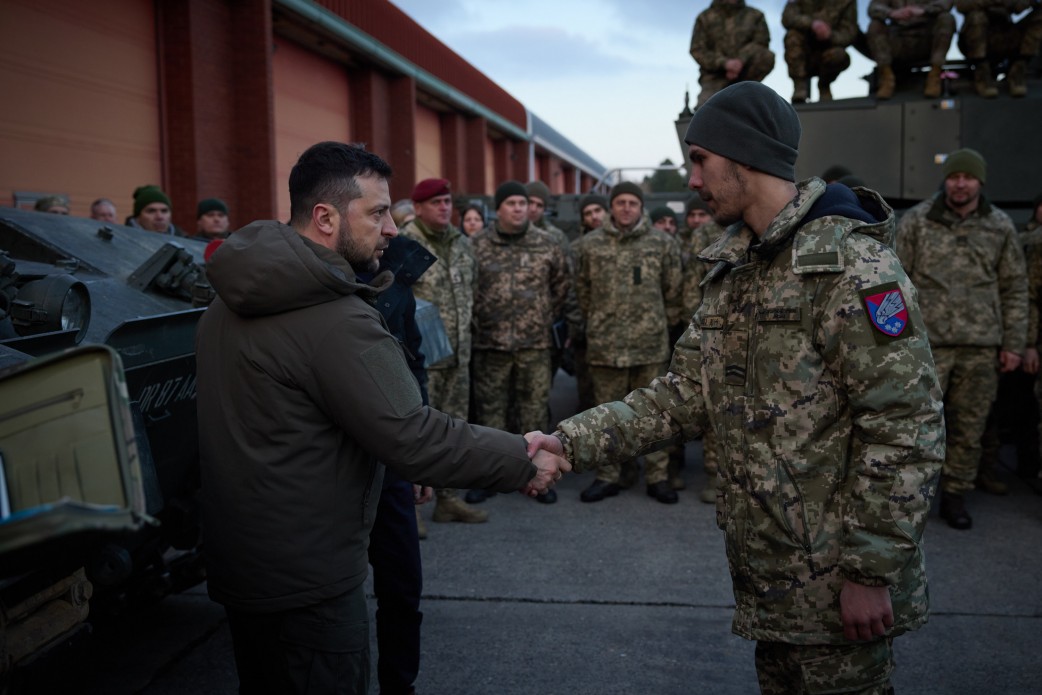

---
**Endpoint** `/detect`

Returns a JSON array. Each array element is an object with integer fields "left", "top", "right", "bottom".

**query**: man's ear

[{"left": 312, "top": 203, "right": 337, "bottom": 237}]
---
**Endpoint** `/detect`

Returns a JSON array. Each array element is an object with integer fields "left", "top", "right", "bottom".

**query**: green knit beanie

[
  {"left": 650, "top": 206, "right": 676, "bottom": 224},
  {"left": 685, "top": 82, "right": 801, "bottom": 182},
  {"left": 942, "top": 148, "right": 986, "bottom": 184},
  {"left": 133, "top": 185, "right": 172, "bottom": 217},
  {"left": 609, "top": 181, "right": 644, "bottom": 205},
  {"left": 579, "top": 193, "right": 607, "bottom": 213},
  {"left": 685, "top": 194, "right": 709, "bottom": 215},
  {"left": 525, "top": 181, "right": 551, "bottom": 204}
]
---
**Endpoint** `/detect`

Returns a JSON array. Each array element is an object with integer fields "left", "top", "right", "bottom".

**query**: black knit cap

[
  {"left": 609, "top": 181, "right": 644, "bottom": 204},
  {"left": 495, "top": 180, "right": 528, "bottom": 210},
  {"left": 684, "top": 82, "right": 801, "bottom": 182},
  {"left": 579, "top": 193, "right": 607, "bottom": 212},
  {"left": 685, "top": 194, "right": 709, "bottom": 215},
  {"left": 650, "top": 206, "right": 676, "bottom": 223}
]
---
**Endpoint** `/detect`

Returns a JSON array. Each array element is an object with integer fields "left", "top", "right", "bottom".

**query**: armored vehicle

[{"left": 0, "top": 207, "right": 213, "bottom": 684}]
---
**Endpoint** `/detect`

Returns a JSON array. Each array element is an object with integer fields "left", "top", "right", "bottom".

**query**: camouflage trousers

[
  {"left": 573, "top": 344, "right": 597, "bottom": 413},
  {"left": 958, "top": 7, "right": 1042, "bottom": 61},
  {"left": 473, "top": 348, "right": 552, "bottom": 434},
  {"left": 866, "top": 15, "right": 956, "bottom": 67},
  {"left": 589, "top": 363, "right": 670, "bottom": 485},
  {"left": 703, "top": 426, "right": 720, "bottom": 476},
  {"left": 784, "top": 31, "right": 851, "bottom": 83},
  {"left": 754, "top": 638, "right": 894, "bottom": 695},
  {"left": 696, "top": 46, "right": 776, "bottom": 107},
  {"left": 933, "top": 346, "right": 999, "bottom": 495},
  {"left": 428, "top": 364, "right": 470, "bottom": 500}
]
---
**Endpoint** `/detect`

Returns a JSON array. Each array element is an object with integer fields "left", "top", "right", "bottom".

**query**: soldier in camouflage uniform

[
  {"left": 782, "top": 0, "right": 859, "bottom": 103},
  {"left": 399, "top": 178, "right": 488, "bottom": 524},
  {"left": 690, "top": 0, "right": 776, "bottom": 107},
  {"left": 575, "top": 181, "right": 684, "bottom": 504},
  {"left": 526, "top": 82, "right": 944, "bottom": 692},
  {"left": 866, "top": 0, "right": 956, "bottom": 99},
  {"left": 896, "top": 148, "right": 1027, "bottom": 530},
  {"left": 470, "top": 181, "right": 580, "bottom": 505},
  {"left": 571, "top": 194, "right": 609, "bottom": 413},
  {"left": 956, "top": 0, "right": 1042, "bottom": 97}
]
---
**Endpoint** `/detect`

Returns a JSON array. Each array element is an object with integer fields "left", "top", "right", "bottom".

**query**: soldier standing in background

[
  {"left": 677, "top": 194, "right": 727, "bottom": 503},
  {"left": 650, "top": 206, "right": 679, "bottom": 236},
  {"left": 690, "top": 0, "right": 776, "bottom": 107},
  {"left": 527, "top": 82, "right": 944, "bottom": 692},
  {"left": 782, "top": 0, "right": 859, "bottom": 103},
  {"left": 866, "top": 0, "right": 956, "bottom": 99},
  {"left": 571, "top": 193, "right": 610, "bottom": 413},
  {"left": 896, "top": 148, "right": 1027, "bottom": 529},
  {"left": 956, "top": 0, "right": 1042, "bottom": 98},
  {"left": 399, "top": 178, "right": 488, "bottom": 524},
  {"left": 574, "top": 182, "right": 684, "bottom": 504},
  {"left": 469, "top": 181, "right": 580, "bottom": 505}
]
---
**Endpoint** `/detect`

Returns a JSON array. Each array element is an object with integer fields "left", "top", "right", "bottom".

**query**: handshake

[{"left": 520, "top": 431, "right": 572, "bottom": 497}]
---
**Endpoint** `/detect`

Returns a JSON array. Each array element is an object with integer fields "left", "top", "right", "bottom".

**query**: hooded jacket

[
  {"left": 559, "top": 180, "right": 944, "bottom": 644},
  {"left": 196, "top": 221, "right": 535, "bottom": 612}
]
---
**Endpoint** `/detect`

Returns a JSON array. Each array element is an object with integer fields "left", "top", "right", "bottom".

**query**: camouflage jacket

[
  {"left": 470, "top": 222, "right": 579, "bottom": 351},
  {"left": 690, "top": 0, "right": 772, "bottom": 71},
  {"left": 679, "top": 222, "right": 726, "bottom": 319},
  {"left": 535, "top": 215, "right": 577, "bottom": 274},
  {"left": 1019, "top": 225, "right": 1042, "bottom": 346},
  {"left": 398, "top": 219, "right": 476, "bottom": 368},
  {"left": 896, "top": 193, "right": 1027, "bottom": 353},
  {"left": 782, "top": 0, "right": 860, "bottom": 47},
  {"left": 558, "top": 179, "right": 944, "bottom": 644},
  {"left": 576, "top": 213, "right": 684, "bottom": 367},
  {"left": 868, "top": 0, "right": 954, "bottom": 28}
]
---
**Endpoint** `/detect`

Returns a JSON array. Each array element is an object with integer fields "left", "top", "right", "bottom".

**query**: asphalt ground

[{"left": 18, "top": 371, "right": 1042, "bottom": 695}]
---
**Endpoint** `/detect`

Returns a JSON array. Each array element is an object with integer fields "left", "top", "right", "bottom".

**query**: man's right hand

[
  {"left": 520, "top": 432, "right": 572, "bottom": 497},
  {"left": 724, "top": 58, "right": 744, "bottom": 81}
]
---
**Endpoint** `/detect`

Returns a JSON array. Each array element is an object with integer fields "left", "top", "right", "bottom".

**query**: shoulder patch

[{"left": 860, "top": 283, "right": 910, "bottom": 340}]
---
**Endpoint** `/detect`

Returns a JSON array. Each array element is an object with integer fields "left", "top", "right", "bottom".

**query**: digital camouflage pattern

[
  {"left": 782, "top": 0, "right": 859, "bottom": 79},
  {"left": 754, "top": 638, "right": 894, "bottom": 694},
  {"left": 956, "top": 0, "right": 1042, "bottom": 60},
  {"left": 576, "top": 213, "right": 683, "bottom": 367},
  {"left": 689, "top": 0, "right": 776, "bottom": 106},
  {"left": 472, "top": 348, "right": 553, "bottom": 433},
  {"left": 398, "top": 219, "right": 476, "bottom": 370},
  {"left": 896, "top": 193, "right": 1028, "bottom": 353},
  {"left": 557, "top": 179, "right": 945, "bottom": 644},
  {"left": 679, "top": 221, "right": 726, "bottom": 320},
  {"left": 867, "top": 0, "right": 955, "bottom": 67},
  {"left": 470, "top": 222, "right": 579, "bottom": 351}
]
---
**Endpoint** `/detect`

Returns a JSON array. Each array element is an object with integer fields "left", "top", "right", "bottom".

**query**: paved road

[{"left": 14, "top": 373, "right": 1042, "bottom": 694}]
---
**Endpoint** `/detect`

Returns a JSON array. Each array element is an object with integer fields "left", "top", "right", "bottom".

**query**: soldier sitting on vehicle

[
  {"left": 866, "top": 0, "right": 956, "bottom": 99},
  {"left": 782, "top": 0, "right": 860, "bottom": 103},
  {"left": 689, "top": 0, "right": 776, "bottom": 107},
  {"left": 956, "top": 0, "right": 1042, "bottom": 98}
]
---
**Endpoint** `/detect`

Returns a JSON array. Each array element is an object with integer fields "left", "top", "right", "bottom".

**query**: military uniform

[
  {"left": 896, "top": 192, "right": 1027, "bottom": 496},
  {"left": 576, "top": 212, "right": 683, "bottom": 487},
  {"left": 689, "top": 0, "right": 776, "bottom": 107},
  {"left": 957, "top": 0, "right": 1042, "bottom": 96},
  {"left": 557, "top": 179, "right": 943, "bottom": 682},
  {"left": 470, "top": 221, "right": 577, "bottom": 434},
  {"left": 399, "top": 218, "right": 480, "bottom": 516},
  {"left": 866, "top": 0, "right": 955, "bottom": 98},
  {"left": 782, "top": 0, "right": 859, "bottom": 100}
]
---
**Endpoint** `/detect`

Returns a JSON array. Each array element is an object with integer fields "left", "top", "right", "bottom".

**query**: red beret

[{"left": 411, "top": 178, "right": 451, "bottom": 203}]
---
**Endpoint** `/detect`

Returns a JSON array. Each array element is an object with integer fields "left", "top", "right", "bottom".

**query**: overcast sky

[{"left": 389, "top": 0, "right": 885, "bottom": 178}]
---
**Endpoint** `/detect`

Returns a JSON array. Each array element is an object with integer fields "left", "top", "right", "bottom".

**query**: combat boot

[
  {"left": 923, "top": 65, "right": 943, "bottom": 99},
  {"left": 876, "top": 66, "right": 896, "bottom": 100},
  {"left": 791, "top": 78, "right": 809, "bottom": 104},
  {"left": 432, "top": 494, "right": 489, "bottom": 523},
  {"left": 1008, "top": 59, "right": 1028, "bottom": 98},
  {"left": 939, "top": 491, "right": 972, "bottom": 530},
  {"left": 415, "top": 508, "right": 428, "bottom": 540},
  {"left": 974, "top": 62, "right": 998, "bottom": 98},
  {"left": 818, "top": 80, "right": 833, "bottom": 102}
]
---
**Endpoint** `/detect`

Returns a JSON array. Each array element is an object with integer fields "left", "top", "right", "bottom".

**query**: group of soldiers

[{"left": 690, "top": 0, "right": 1042, "bottom": 104}]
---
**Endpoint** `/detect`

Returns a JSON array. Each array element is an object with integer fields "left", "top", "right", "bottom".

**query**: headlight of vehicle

[{"left": 10, "top": 274, "right": 91, "bottom": 343}]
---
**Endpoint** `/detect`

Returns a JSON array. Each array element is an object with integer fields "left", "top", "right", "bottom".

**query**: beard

[
  {"left": 335, "top": 217, "right": 379, "bottom": 273},
  {"left": 705, "top": 161, "right": 747, "bottom": 227}
]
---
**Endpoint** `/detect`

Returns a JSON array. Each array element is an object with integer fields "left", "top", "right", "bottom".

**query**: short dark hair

[{"left": 288, "top": 142, "right": 392, "bottom": 227}]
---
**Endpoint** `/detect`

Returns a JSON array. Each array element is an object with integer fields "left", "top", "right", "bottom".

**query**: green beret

[
  {"left": 197, "top": 198, "right": 229, "bottom": 218},
  {"left": 133, "top": 185, "right": 172, "bottom": 217},
  {"left": 942, "top": 148, "right": 986, "bottom": 184}
]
